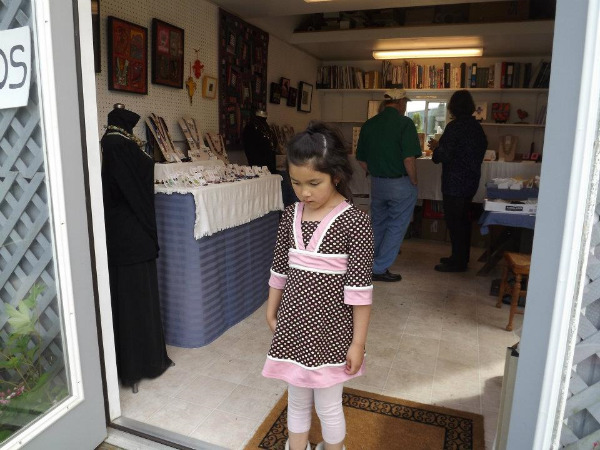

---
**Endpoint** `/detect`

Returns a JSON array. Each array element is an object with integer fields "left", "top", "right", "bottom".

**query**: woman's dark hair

[
  {"left": 448, "top": 89, "right": 476, "bottom": 118},
  {"left": 286, "top": 121, "right": 353, "bottom": 200}
]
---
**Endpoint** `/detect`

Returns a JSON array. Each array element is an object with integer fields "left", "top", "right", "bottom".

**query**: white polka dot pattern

[{"left": 268, "top": 203, "right": 374, "bottom": 369}]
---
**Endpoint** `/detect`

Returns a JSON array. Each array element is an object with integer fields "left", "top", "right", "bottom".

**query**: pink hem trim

[
  {"left": 344, "top": 287, "right": 373, "bottom": 305},
  {"left": 269, "top": 272, "right": 287, "bottom": 289},
  {"left": 262, "top": 358, "right": 365, "bottom": 389}
]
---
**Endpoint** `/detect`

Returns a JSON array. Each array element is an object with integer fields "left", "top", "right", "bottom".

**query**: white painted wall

[
  {"left": 95, "top": 1, "right": 320, "bottom": 157},
  {"left": 95, "top": 0, "right": 220, "bottom": 145},
  {"left": 266, "top": 34, "right": 321, "bottom": 134}
]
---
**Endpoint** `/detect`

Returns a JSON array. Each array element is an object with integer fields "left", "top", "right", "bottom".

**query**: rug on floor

[{"left": 245, "top": 387, "right": 484, "bottom": 450}]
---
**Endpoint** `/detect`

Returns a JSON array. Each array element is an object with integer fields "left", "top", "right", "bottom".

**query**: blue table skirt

[
  {"left": 155, "top": 193, "right": 279, "bottom": 347},
  {"left": 479, "top": 211, "right": 536, "bottom": 235}
]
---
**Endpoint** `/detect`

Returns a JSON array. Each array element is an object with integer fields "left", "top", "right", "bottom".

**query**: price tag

[{"left": 0, "top": 26, "right": 31, "bottom": 110}]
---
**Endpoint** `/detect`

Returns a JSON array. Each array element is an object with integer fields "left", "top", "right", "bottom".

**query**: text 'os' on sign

[{"left": 0, "top": 26, "right": 31, "bottom": 110}]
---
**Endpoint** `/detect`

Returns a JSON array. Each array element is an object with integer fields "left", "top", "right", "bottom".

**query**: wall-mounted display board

[{"left": 218, "top": 9, "right": 268, "bottom": 146}]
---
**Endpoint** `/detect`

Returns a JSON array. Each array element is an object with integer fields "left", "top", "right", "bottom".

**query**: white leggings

[{"left": 287, "top": 383, "right": 346, "bottom": 445}]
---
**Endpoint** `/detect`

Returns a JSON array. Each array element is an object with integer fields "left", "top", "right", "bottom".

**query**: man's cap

[
  {"left": 256, "top": 110, "right": 268, "bottom": 118},
  {"left": 384, "top": 89, "right": 410, "bottom": 101}
]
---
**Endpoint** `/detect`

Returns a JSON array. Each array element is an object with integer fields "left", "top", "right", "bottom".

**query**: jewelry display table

[
  {"left": 154, "top": 159, "right": 225, "bottom": 183},
  {"left": 154, "top": 176, "right": 283, "bottom": 347},
  {"left": 416, "top": 159, "right": 542, "bottom": 203},
  {"left": 347, "top": 157, "right": 541, "bottom": 203}
]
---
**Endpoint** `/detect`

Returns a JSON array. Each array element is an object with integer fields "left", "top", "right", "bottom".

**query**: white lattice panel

[
  {"left": 95, "top": 0, "right": 219, "bottom": 147},
  {"left": 562, "top": 170, "right": 600, "bottom": 447},
  {"left": 0, "top": 0, "right": 64, "bottom": 384}
]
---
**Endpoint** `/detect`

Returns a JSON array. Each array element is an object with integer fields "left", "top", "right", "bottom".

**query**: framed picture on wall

[
  {"left": 202, "top": 76, "right": 217, "bottom": 99},
  {"left": 92, "top": 0, "right": 100, "bottom": 73},
  {"left": 107, "top": 16, "right": 148, "bottom": 94},
  {"left": 151, "top": 19, "right": 184, "bottom": 88},
  {"left": 280, "top": 77, "right": 290, "bottom": 99},
  {"left": 287, "top": 87, "right": 297, "bottom": 107},
  {"left": 298, "top": 81, "right": 313, "bottom": 113},
  {"left": 270, "top": 82, "right": 281, "bottom": 104}
]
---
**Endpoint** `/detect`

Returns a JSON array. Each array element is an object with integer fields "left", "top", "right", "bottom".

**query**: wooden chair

[{"left": 496, "top": 252, "right": 531, "bottom": 331}]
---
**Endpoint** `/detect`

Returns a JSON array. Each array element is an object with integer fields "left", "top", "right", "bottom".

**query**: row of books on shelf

[{"left": 316, "top": 60, "right": 551, "bottom": 90}]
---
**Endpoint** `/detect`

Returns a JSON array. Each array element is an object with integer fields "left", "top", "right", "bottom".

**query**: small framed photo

[
  {"left": 202, "top": 76, "right": 217, "bottom": 99},
  {"left": 151, "top": 18, "right": 184, "bottom": 88},
  {"left": 270, "top": 82, "right": 281, "bottom": 104},
  {"left": 473, "top": 102, "right": 487, "bottom": 121},
  {"left": 107, "top": 16, "right": 148, "bottom": 94},
  {"left": 287, "top": 87, "right": 297, "bottom": 107},
  {"left": 280, "top": 77, "right": 290, "bottom": 99},
  {"left": 298, "top": 81, "right": 313, "bottom": 113}
]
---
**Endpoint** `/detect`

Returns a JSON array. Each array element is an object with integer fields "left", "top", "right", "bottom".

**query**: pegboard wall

[
  {"left": 266, "top": 35, "right": 321, "bottom": 135},
  {"left": 95, "top": 0, "right": 220, "bottom": 146}
]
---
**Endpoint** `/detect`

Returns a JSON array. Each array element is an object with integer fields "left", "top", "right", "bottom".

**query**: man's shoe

[
  {"left": 372, "top": 270, "right": 402, "bottom": 282},
  {"left": 434, "top": 263, "right": 467, "bottom": 273},
  {"left": 439, "top": 256, "right": 452, "bottom": 264}
]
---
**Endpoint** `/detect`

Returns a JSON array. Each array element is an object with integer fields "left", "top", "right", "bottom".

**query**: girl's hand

[
  {"left": 345, "top": 343, "right": 365, "bottom": 375},
  {"left": 267, "top": 314, "right": 277, "bottom": 333}
]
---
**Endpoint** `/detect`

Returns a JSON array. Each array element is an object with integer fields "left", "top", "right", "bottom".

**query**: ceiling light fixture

[{"left": 372, "top": 48, "right": 483, "bottom": 60}]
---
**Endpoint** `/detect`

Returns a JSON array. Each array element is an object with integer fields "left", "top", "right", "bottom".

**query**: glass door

[{"left": 0, "top": 0, "right": 106, "bottom": 448}]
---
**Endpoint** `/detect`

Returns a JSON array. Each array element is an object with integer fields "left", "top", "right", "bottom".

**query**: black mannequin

[
  {"left": 101, "top": 105, "right": 172, "bottom": 393},
  {"left": 242, "top": 110, "right": 277, "bottom": 173}
]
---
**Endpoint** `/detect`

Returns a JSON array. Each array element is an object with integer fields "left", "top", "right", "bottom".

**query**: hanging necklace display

[
  {"left": 105, "top": 125, "right": 152, "bottom": 159},
  {"left": 186, "top": 63, "right": 197, "bottom": 105},
  {"left": 205, "top": 132, "right": 228, "bottom": 164}
]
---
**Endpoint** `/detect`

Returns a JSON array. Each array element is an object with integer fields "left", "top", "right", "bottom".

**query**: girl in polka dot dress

[{"left": 263, "top": 122, "right": 374, "bottom": 450}]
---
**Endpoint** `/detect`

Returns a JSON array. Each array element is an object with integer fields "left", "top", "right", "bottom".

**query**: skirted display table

[{"left": 154, "top": 175, "right": 283, "bottom": 347}]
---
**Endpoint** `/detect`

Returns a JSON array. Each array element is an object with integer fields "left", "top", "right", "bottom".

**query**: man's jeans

[{"left": 370, "top": 176, "right": 418, "bottom": 274}]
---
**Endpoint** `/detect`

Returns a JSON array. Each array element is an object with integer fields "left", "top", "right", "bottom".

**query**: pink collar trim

[{"left": 293, "top": 200, "right": 350, "bottom": 252}]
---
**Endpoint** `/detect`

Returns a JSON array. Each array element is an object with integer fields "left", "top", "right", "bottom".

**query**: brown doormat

[{"left": 245, "top": 387, "right": 484, "bottom": 450}]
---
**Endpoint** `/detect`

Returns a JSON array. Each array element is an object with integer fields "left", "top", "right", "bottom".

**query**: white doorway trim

[{"left": 507, "top": 0, "right": 600, "bottom": 448}]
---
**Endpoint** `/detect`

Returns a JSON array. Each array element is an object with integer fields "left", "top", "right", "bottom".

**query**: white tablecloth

[
  {"left": 154, "top": 159, "right": 225, "bottom": 182},
  {"left": 155, "top": 174, "right": 283, "bottom": 238},
  {"left": 348, "top": 156, "right": 541, "bottom": 203},
  {"left": 417, "top": 159, "right": 542, "bottom": 202}
]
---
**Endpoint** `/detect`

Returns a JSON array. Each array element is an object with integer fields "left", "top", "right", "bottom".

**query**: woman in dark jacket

[{"left": 429, "top": 90, "right": 488, "bottom": 272}]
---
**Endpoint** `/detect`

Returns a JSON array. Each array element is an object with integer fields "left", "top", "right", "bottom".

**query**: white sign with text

[{"left": 0, "top": 26, "right": 31, "bottom": 110}]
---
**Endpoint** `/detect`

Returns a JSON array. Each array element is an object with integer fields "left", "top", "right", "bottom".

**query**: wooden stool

[{"left": 496, "top": 252, "right": 531, "bottom": 331}]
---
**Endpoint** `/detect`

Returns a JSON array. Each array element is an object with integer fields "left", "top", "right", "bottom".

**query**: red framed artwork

[
  {"left": 107, "top": 16, "right": 148, "bottom": 94},
  {"left": 151, "top": 19, "right": 184, "bottom": 88}
]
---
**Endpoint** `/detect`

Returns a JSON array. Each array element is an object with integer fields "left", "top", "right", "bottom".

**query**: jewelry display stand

[
  {"left": 205, "top": 132, "right": 229, "bottom": 164},
  {"left": 179, "top": 117, "right": 213, "bottom": 161},
  {"left": 146, "top": 113, "right": 185, "bottom": 163},
  {"left": 499, "top": 135, "right": 518, "bottom": 162}
]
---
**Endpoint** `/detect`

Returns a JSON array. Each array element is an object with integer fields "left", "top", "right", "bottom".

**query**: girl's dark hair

[
  {"left": 286, "top": 121, "right": 353, "bottom": 200},
  {"left": 448, "top": 89, "right": 476, "bottom": 118}
]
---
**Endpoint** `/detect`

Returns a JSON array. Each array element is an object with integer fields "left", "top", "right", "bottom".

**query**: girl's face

[{"left": 289, "top": 162, "right": 339, "bottom": 212}]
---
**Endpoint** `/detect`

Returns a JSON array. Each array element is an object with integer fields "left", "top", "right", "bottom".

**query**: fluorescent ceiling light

[{"left": 373, "top": 48, "right": 483, "bottom": 59}]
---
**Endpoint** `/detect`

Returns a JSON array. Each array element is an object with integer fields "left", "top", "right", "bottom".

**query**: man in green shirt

[{"left": 356, "top": 89, "right": 422, "bottom": 282}]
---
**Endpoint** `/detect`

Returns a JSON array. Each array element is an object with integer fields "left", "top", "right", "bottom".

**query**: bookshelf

[{"left": 320, "top": 87, "right": 548, "bottom": 155}]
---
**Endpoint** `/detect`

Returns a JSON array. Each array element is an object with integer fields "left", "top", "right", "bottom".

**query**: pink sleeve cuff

[
  {"left": 343, "top": 286, "right": 373, "bottom": 305},
  {"left": 269, "top": 270, "right": 287, "bottom": 290}
]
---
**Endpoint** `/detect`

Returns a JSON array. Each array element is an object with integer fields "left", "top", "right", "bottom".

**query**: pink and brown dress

[{"left": 262, "top": 200, "right": 374, "bottom": 388}]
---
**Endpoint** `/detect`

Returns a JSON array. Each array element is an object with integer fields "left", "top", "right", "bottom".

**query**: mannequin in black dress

[
  {"left": 242, "top": 109, "right": 277, "bottom": 173},
  {"left": 243, "top": 110, "right": 297, "bottom": 206},
  {"left": 101, "top": 104, "right": 172, "bottom": 392}
]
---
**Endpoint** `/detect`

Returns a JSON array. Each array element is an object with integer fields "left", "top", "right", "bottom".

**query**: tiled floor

[{"left": 119, "top": 238, "right": 523, "bottom": 449}]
